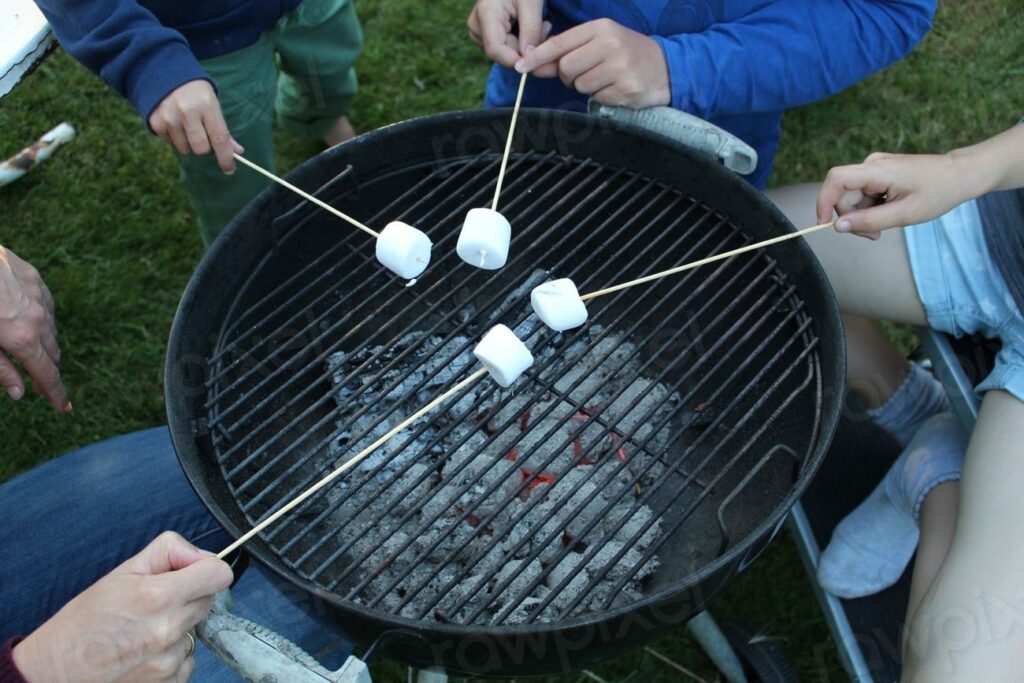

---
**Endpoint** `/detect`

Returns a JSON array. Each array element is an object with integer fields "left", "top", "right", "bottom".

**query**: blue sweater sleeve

[
  {"left": 34, "top": 1, "right": 211, "bottom": 125},
  {"left": 651, "top": 0, "right": 935, "bottom": 118}
]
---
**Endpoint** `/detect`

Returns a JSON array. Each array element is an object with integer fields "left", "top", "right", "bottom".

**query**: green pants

[{"left": 176, "top": 0, "right": 363, "bottom": 245}]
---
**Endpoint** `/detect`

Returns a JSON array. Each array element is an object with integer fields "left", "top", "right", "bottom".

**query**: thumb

[
  {"left": 835, "top": 200, "right": 910, "bottom": 235},
  {"left": 0, "top": 353, "right": 26, "bottom": 401},
  {"left": 172, "top": 557, "right": 235, "bottom": 602},
  {"left": 123, "top": 531, "right": 208, "bottom": 576}
]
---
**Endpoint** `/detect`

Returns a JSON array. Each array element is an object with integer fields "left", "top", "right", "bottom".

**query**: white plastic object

[
  {"left": 375, "top": 221, "right": 432, "bottom": 279},
  {"left": 530, "top": 278, "right": 588, "bottom": 331},
  {"left": 473, "top": 324, "right": 534, "bottom": 387},
  {"left": 457, "top": 208, "right": 511, "bottom": 270}
]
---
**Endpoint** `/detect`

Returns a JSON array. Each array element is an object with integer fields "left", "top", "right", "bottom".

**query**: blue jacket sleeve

[
  {"left": 34, "top": 1, "right": 211, "bottom": 125},
  {"left": 651, "top": 0, "right": 935, "bottom": 118}
]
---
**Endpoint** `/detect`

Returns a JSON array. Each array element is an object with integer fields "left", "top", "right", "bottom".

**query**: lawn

[{"left": 1, "top": 1, "right": 1022, "bottom": 680}]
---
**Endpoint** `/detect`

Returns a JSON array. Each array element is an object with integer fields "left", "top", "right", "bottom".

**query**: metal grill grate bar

[
  {"left": 313, "top": 222, "right": 753, "bottom": 596},
  {"left": 203, "top": 150, "right": 825, "bottom": 628},
  {"left": 211, "top": 154, "right": 604, "bottom": 475}
]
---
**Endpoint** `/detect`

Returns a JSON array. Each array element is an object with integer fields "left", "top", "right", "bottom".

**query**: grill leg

[{"left": 687, "top": 610, "right": 749, "bottom": 683}]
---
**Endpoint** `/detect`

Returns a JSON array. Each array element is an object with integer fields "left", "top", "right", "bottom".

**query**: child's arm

[
  {"left": 816, "top": 125, "right": 1024, "bottom": 237},
  {"left": 518, "top": 0, "right": 935, "bottom": 115},
  {"left": 35, "top": 0, "right": 240, "bottom": 173}
]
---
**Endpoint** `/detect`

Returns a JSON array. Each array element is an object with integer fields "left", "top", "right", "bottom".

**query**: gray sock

[
  {"left": 817, "top": 413, "right": 967, "bottom": 599},
  {"left": 867, "top": 362, "right": 950, "bottom": 448}
]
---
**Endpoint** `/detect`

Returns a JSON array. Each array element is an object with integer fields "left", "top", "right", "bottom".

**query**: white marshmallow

[
  {"left": 457, "top": 208, "right": 511, "bottom": 270},
  {"left": 473, "top": 324, "right": 534, "bottom": 387},
  {"left": 531, "top": 278, "right": 589, "bottom": 331},
  {"left": 375, "top": 221, "right": 432, "bottom": 279}
]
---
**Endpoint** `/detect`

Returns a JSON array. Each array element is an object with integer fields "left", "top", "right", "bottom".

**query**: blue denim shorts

[{"left": 905, "top": 199, "right": 1024, "bottom": 402}]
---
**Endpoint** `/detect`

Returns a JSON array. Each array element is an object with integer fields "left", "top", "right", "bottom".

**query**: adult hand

[
  {"left": 0, "top": 245, "right": 69, "bottom": 412},
  {"left": 148, "top": 80, "right": 244, "bottom": 174},
  {"left": 817, "top": 152, "right": 973, "bottom": 239},
  {"left": 12, "top": 532, "right": 233, "bottom": 683},
  {"left": 515, "top": 19, "right": 671, "bottom": 109},
  {"left": 467, "top": 0, "right": 550, "bottom": 70}
]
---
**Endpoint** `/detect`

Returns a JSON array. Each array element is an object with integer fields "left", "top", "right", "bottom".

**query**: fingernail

[
  {"left": 514, "top": 59, "right": 527, "bottom": 73},
  {"left": 225, "top": 169, "right": 235, "bottom": 176},
  {"left": 7, "top": 386, "right": 23, "bottom": 400},
  {"left": 525, "top": 45, "right": 535, "bottom": 53},
  {"left": 65, "top": 401, "right": 74, "bottom": 414},
  {"left": 836, "top": 219, "right": 852, "bottom": 233}
]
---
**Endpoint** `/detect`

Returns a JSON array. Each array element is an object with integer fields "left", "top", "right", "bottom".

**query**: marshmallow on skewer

[
  {"left": 531, "top": 278, "right": 588, "bottom": 332},
  {"left": 457, "top": 208, "right": 511, "bottom": 270},
  {"left": 375, "top": 221, "right": 432, "bottom": 279},
  {"left": 473, "top": 324, "right": 534, "bottom": 387}
]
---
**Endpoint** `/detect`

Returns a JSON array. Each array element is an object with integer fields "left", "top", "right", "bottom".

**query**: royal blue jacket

[
  {"left": 35, "top": 1, "right": 301, "bottom": 124},
  {"left": 485, "top": 0, "right": 936, "bottom": 187}
]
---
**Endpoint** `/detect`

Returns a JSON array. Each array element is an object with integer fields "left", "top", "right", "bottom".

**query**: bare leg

[
  {"left": 903, "top": 391, "right": 1024, "bottom": 681},
  {"left": 766, "top": 183, "right": 928, "bottom": 325},
  {"left": 905, "top": 480, "right": 959, "bottom": 653}
]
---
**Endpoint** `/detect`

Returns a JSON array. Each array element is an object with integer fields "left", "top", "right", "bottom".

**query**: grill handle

[
  {"left": 198, "top": 590, "right": 372, "bottom": 683},
  {"left": 587, "top": 100, "right": 758, "bottom": 176}
]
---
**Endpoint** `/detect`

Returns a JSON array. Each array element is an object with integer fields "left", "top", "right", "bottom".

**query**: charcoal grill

[{"left": 167, "top": 109, "right": 845, "bottom": 677}]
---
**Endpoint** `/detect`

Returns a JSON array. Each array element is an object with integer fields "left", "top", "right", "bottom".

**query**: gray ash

[{"left": 320, "top": 308, "right": 679, "bottom": 625}]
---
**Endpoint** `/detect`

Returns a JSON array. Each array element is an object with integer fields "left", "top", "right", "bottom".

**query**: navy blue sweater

[
  {"left": 486, "top": 0, "right": 936, "bottom": 188},
  {"left": 35, "top": 1, "right": 301, "bottom": 123}
]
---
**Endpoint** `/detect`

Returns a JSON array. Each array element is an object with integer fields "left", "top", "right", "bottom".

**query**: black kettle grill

[{"left": 165, "top": 109, "right": 845, "bottom": 677}]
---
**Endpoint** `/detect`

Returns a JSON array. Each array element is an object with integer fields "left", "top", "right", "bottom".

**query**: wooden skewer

[
  {"left": 580, "top": 221, "right": 834, "bottom": 301},
  {"left": 218, "top": 366, "right": 489, "bottom": 559},
  {"left": 491, "top": 72, "right": 528, "bottom": 212},
  {"left": 233, "top": 153, "right": 379, "bottom": 238}
]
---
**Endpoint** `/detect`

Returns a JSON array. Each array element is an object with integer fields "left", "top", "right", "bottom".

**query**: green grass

[{"left": 1, "top": 0, "right": 1022, "bottom": 680}]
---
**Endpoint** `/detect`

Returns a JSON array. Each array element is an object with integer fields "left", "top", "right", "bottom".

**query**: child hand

[
  {"left": 12, "top": 532, "right": 233, "bottom": 683},
  {"left": 817, "top": 152, "right": 974, "bottom": 239},
  {"left": 467, "top": 0, "right": 549, "bottom": 69},
  {"left": 514, "top": 19, "right": 671, "bottom": 109},
  {"left": 149, "top": 80, "right": 244, "bottom": 174}
]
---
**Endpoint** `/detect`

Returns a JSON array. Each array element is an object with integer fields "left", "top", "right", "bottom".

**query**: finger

[
  {"left": 182, "top": 595, "right": 216, "bottom": 630},
  {"left": 542, "top": 20, "right": 553, "bottom": 40},
  {"left": 182, "top": 109, "right": 211, "bottom": 157},
  {"left": 556, "top": 44, "right": 604, "bottom": 90},
  {"left": 571, "top": 63, "right": 616, "bottom": 96},
  {"left": 202, "top": 108, "right": 237, "bottom": 174},
  {"left": 172, "top": 557, "right": 234, "bottom": 603},
  {"left": 516, "top": 0, "right": 544, "bottom": 54},
  {"left": 18, "top": 344, "right": 67, "bottom": 411},
  {"left": 518, "top": 23, "right": 595, "bottom": 73},
  {"left": 480, "top": 10, "right": 520, "bottom": 67},
  {"left": 467, "top": 7, "right": 482, "bottom": 44},
  {"left": 0, "top": 353, "right": 25, "bottom": 401},
  {"left": 40, "top": 325, "right": 61, "bottom": 366},
  {"left": 816, "top": 164, "right": 891, "bottom": 224},
  {"left": 835, "top": 200, "right": 912, "bottom": 235},
  {"left": 166, "top": 124, "right": 192, "bottom": 156},
  {"left": 175, "top": 655, "right": 196, "bottom": 683}
]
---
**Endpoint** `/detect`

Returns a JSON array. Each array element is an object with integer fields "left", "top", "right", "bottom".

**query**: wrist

[{"left": 946, "top": 146, "right": 998, "bottom": 201}]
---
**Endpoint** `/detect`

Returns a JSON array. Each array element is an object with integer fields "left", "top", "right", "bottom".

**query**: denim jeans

[{"left": 0, "top": 428, "right": 351, "bottom": 680}]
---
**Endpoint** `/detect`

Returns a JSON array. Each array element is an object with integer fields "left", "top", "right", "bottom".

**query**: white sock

[
  {"left": 817, "top": 413, "right": 967, "bottom": 599},
  {"left": 867, "top": 361, "right": 949, "bottom": 448}
]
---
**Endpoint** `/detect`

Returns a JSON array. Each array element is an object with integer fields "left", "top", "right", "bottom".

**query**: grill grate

[{"left": 203, "top": 150, "right": 822, "bottom": 627}]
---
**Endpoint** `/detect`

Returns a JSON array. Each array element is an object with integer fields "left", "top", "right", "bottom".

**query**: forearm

[{"left": 949, "top": 124, "right": 1024, "bottom": 198}]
